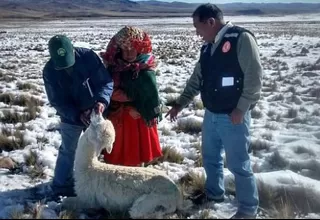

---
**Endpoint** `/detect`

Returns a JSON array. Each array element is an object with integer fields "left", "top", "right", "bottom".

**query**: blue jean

[
  {"left": 202, "top": 109, "right": 259, "bottom": 216},
  {"left": 51, "top": 122, "right": 85, "bottom": 196}
]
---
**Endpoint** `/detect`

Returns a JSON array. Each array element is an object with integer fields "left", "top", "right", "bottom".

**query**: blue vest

[{"left": 200, "top": 26, "right": 255, "bottom": 114}]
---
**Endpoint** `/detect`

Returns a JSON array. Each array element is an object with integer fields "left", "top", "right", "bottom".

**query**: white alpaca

[{"left": 62, "top": 112, "right": 184, "bottom": 219}]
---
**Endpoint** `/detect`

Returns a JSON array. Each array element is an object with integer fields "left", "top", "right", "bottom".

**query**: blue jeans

[
  {"left": 202, "top": 109, "right": 259, "bottom": 216},
  {"left": 51, "top": 122, "right": 85, "bottom": 196}
]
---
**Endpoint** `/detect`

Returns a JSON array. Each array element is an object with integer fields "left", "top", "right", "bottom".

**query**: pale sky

[{"left": 134, "top": 0, "right": 320, "bottom": 3}]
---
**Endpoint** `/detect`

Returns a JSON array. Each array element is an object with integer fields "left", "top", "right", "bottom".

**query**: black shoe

[
  {"left": 230, "top": 212, "right": 256, "bottom": 219},
  {"left": 188, "top": 191, "right": 224, "bottom": 205}
]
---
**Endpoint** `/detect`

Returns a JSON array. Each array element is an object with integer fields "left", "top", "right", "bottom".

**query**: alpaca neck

[{"left": 74, "top": 132, "right": 98, "bottom": 171}]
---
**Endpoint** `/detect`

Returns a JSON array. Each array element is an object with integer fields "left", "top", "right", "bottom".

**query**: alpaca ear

[
  {"left": 106, "top": 145, "right": 113, "bottom": 154},
  {"left": 102, "top": 120, "right": 115, "bottom": 154},
  {"left": 105, "top": 135, "right": 114, "bottom": 154},
  {"left": 106, "top": 142, "right": 113, "bottom": 154}
]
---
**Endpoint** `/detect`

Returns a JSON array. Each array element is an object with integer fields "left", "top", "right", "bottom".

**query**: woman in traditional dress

[{"left": 100, "top": 26, "right": 163, "bottom": 166}]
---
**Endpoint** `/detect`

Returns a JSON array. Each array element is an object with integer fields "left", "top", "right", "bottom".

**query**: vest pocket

[
  {"left": 215, "top": 75, "right": 242, "bottom": 108},
  {"left": 201, "top": 75, "right": 242, "bottom": 113}
]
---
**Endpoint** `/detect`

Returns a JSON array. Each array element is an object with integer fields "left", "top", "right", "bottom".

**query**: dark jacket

[
  {"left": 43, "top": 47, "right": 114, "bottom": 125},
  {"left": 200, "top": 26, "right": 255, "bottom": 114}
]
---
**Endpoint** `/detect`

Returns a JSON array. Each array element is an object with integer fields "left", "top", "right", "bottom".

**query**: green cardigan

[{"left": 120, "top": 69, "right": 162, "bottom": 126}]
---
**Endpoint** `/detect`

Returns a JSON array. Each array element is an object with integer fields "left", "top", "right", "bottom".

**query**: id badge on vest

[{"left": 222, "top": 77, "right": 234, "bottom": 87}]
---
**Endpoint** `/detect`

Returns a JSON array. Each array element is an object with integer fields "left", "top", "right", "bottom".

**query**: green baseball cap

[{"left": 48, "top": 35, "right": 75, "bottom": 70}]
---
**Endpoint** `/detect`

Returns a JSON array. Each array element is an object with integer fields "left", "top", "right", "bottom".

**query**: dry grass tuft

[
  {"left": 251, "top": 108, "right": 263, "bottom": 119},
  {"left": 294, "top": 146, "right": 316, "bottom": 157},
  {"left": 24, "top": 150, "right": 39, "bottom": 166},
  {"left": 8, "top": 201, "right": 45, "bottom": 219},
  {"left": 8, "top": 209, "right": 25, "bottom": 219},
  {"left": 0, "top": 93, "right": 43, "bottom": 107},
  {"left": 257, "top": 180, "right": 320, "bottom": 218},
  {"left": 310, "top": 88, "right": 320, "bottom": 99},
  {"left": 176, "top": 119, "right": 202, "bottom": 134},
  {"left": 268, "top": 151, "right": 289, "bottom": 169},
  {"left": 198, "top": 209, "right": 214, "bottom": 219},
  {"left": 145, "top": 146, "right": 184, "bottom": 166},
  {"left": 194, "top": 155, "right": 203, "bottom": 168},
  {"left": 28, "top": 164, "right": 46, "bottom": 180},
  {"left": 312, "top": 109, "right": 320, "bottom": 116},
  {"left": 24, "top": 150, "right": 46, "bottom": 180},
  {"left": 161, "top": 86, "right": 177, "bottom": 94},
  {"left": 250, "top": 139, "right": 272, "bottom": 154},
  {"left": 286, "top": 107, "right": 299, "bottom": 118},
  {"left": 193, "top": 99, "right": 204, "bottom": 110},
  {"left": 0, "top": 129, "right": 28, "bottom": 152},
  {"left": 0, "top": 109, "right": 37, "bottom": 124},
  {"left": 29, "top": 202, "right": 43, "bottom": 219},
  {"left": 159, "top": 127, "right": 172, "bottom": 136},
  {"left": 178, "top": 170, "right": 206, "bottom": 198},
  {"left": 16, "top": 82, "right": 37, "bottom": 91},
  {"left": 58, "top": 210, "right": 79, "bottom": 219}
]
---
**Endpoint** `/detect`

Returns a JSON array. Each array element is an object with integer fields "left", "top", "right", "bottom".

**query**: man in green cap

[{"left": 40, "top": 34, "right": 114, "bottom": 199}]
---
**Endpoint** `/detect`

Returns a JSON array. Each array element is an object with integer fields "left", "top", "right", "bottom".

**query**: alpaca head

[{"left": 87, "top": 112, "right": 115, "bottom": 156}]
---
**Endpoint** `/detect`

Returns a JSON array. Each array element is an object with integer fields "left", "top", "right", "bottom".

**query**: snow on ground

[{"left": 0, "top": 13, "right": 320, "bottom": 219}]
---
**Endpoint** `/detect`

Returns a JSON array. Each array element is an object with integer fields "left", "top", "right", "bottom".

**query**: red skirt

[{"left": 103, "top": 105, "right": 163, "bottom": 166}]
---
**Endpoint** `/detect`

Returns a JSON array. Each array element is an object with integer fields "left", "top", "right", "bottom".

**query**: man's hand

[
  {"left": 165, "top": 104, "right": 182, "bottom": 122},
  {"left": 94, "top": 102, "right": 106, "bottom": 114},
  {"left": 230, "top": 108, "right": 244, "bottom": 125},
  {"left": 80, "top": 109, "right": 91, "bottom": 127}
]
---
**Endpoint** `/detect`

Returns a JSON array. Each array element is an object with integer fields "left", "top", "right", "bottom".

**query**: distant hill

[
  {"left": 0, "top": 0, "right": 319, "bottom": 19},
  {"left": 216, "top": 2, "right": 320, "bottom": 15}
]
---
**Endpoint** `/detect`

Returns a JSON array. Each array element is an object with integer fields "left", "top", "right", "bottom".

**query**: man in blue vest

[
  {"left": 166, "top": 4, "right": 262, "bottom": 219},
  {"left": 41, "top": 35, "right": 113, "bottom": 199}
]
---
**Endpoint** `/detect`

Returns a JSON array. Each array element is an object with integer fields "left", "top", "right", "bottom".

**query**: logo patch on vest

[{"left": 222, "top": 41, "right": 231, "bottom": 53}]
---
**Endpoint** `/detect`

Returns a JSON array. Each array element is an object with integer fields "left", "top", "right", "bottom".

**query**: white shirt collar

[{"left": 214, "top": 21, "right": 233, "bottom": 43}]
